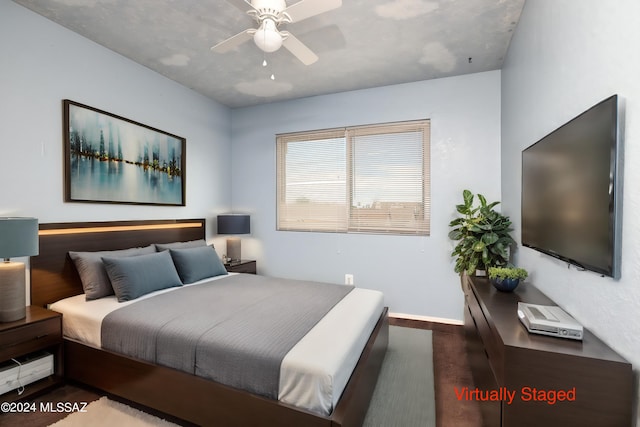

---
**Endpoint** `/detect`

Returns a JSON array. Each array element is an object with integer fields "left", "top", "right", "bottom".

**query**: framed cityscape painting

[{"left": 63, "top": 100, "right": 186, "bottom": 206}]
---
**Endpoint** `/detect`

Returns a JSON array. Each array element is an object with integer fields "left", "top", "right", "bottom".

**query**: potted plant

[
  {"left": 488, "top": 266, "right": 528, "bottom": 292},
  {"left": 448, "top": 189, "right": 516, "bottom": 276}
]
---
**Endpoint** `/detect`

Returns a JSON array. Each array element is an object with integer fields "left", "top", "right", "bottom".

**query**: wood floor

[
  {"left": 432, "top": 326, "right": 483, "bottom": 426},
  {"left": 0, "top": 322, "right": 481, "bottom": 427}
]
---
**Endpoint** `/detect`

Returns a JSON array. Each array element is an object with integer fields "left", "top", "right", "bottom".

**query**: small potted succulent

[{"left": 488, "top": 267, "right": 528, "bottom": 292}]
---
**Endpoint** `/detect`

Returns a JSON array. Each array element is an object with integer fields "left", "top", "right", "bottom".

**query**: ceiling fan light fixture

[
  {"left": 212, "top": 0, "right": 340, "bottom": 65},
  {"left": 253, "top": 18, "right": 282, "bottom": 53}
]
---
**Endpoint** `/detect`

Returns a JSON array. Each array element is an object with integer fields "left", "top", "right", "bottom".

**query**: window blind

[{"left": 277, "top": 120, "right": 430, "bottom": 235}]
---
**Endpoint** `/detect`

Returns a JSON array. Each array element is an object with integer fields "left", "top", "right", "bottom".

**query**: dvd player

[{"left": 517, "top": 302, "right": 583, "bottom": 341}]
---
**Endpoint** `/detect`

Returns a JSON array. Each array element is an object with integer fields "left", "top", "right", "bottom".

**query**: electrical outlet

[{"left": 345, "top": 274, "right": 354, "bottom": 285}]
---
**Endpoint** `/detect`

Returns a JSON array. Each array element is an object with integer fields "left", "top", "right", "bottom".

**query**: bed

[{"left": 30, "top": 219, "right": 389, "bottom": 427}]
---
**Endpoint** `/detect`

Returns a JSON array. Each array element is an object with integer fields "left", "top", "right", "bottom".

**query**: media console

[{"left": 463, "top": 275, "right": 632, "bottom": 427}]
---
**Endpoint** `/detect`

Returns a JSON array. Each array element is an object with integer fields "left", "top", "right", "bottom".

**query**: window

[{"left": 276, "top": 120, "right": 430, "bottom": 235}]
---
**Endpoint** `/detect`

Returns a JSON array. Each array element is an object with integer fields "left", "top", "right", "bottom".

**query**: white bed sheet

[{"left": 49, "top": 275, "right": 384, "bottom": 416}]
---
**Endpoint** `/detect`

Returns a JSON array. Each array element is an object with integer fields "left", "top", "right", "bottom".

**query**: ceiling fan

[{"left": 211, "top": 0, "right": 342, "bottom": 65}]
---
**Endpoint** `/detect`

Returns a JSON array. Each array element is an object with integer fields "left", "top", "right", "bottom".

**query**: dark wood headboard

[{"left": 30, "top": 218, "right": 206, "bottom": 308}]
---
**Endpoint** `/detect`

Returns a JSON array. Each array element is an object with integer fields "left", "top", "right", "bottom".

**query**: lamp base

[
  {"left": 0, "top": 262, "right": 26, "bottom": 322},
  {"left": 226, "top": 237, "right": 242, "bottom": 262}
]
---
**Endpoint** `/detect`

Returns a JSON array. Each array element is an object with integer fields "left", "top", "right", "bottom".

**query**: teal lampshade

[
  {"left": 0, "top": 217, "right": 39, "bottom": 259},
  {"left": 217, "top": 214, "right": 250, "bottom": 235}
]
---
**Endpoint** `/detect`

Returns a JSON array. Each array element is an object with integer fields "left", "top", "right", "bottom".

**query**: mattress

[{"left": 49, "top": 274, "right": 384, "bottom": 415}]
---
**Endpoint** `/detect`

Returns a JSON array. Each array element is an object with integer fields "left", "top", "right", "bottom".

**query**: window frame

[{"left": 276, "top": 119, "right": 430, "bottom": 236}]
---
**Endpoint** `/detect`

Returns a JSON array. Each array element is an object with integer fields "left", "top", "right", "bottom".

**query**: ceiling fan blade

[
  {"left": 211, "top": 29, "right": 255, "bottom": 53},
  {"left": 284, "top": 0, "right": 342, "bottom": 23},
  {"left": 282, "top": 33, "right": 318, "bottom": 65}
]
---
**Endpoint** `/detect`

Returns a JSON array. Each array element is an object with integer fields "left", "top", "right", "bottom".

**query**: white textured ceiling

[{"left": 13, "top": 0, "right": 525, "bottom": 108}]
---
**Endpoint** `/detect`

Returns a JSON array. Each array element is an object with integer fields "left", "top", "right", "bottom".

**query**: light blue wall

[
  {"left": 501, "top": 0, "right": 640, "bottom": 419},
  {"left": 231, "top": 71, "right": 502, "bottom": 320},
  {"left": 1, "top": 1, "right": 232, "bottom": 241}
]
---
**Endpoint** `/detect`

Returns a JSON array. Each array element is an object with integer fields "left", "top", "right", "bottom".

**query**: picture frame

[{"left": 63, "top": 99, "right": 186, "bottom": 206}]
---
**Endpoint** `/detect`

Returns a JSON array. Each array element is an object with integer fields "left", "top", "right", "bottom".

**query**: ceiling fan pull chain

[{"left": 261, "top": 51, "right": 274, "bottom": 80}]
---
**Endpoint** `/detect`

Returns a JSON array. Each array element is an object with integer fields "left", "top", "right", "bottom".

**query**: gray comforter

[{"left": 101, "top": 274, "right": 353, "bottom": 399}]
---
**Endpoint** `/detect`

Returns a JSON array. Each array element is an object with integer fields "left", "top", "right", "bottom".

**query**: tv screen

[{"left": 521, "top": 95, "right": 623, "bottom": 278}]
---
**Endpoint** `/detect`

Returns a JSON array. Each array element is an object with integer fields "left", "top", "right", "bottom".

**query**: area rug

[
  {"left": 48, "top": 397, "right": 180, "bottom": 427},
  {"left": 363, "top": 326, "right": 435, "bottom": 427},
  {"left": 50, "top": 326, "right": 435, "bottom": 427}
]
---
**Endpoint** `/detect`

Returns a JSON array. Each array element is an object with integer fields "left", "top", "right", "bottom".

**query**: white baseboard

[{"left": 389, "top": 312, "right": 464, "bottom": 326}]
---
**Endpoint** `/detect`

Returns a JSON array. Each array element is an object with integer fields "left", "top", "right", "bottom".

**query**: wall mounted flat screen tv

[{"left": 521, "top": 95, "right": 623, "bottom": 279}]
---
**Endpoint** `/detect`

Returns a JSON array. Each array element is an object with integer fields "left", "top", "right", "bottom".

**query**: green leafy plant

[
  {"left": 488, "top": 267, "right": 528, "bottom": 281},
  {"left": 448, "top": 190, "right": 516, "bottom": 275}
]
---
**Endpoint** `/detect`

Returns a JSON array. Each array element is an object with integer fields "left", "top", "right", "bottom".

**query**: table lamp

[
  {"left": 0, "top": 217, "right": 39, "bottom": 322},
  {"left": 217, "top": 214, "right": 250, "bottom": 263}
]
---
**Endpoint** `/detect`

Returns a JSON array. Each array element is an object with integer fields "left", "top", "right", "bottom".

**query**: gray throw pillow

[
  {"left": 69, "top": 245, "right": 156, "bottom": 300},
  {"left": 154, "top": 239, "right": 207, "bottom": 252},
  {"left": 169, "top": 245, "right": 228, "bottom": 284},
  {"left": 102, "top": 251, "right": 183, "bottom": 302}
]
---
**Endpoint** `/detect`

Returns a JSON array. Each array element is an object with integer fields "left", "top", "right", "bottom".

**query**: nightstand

[
  {"left": 225, "top": 260, "right": 257, "bottom": 274},
  {"left": 0, "top": 306, "right": 63, "bottom": 401}
]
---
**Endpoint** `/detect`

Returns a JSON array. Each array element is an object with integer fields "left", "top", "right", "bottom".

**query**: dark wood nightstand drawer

[
  {"left": 0, "top": 317, "right": 62, "bottom": 361},
  {"left": 225, "top": 260, "right": 257, "bottom": 274},
  {"left": 0, "top": 307, "right": 63, "bottom": 401}
]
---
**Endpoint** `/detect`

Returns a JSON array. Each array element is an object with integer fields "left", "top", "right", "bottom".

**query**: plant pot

[{"left": 490, "top": 277, "right": 520, "bottom": 292}]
